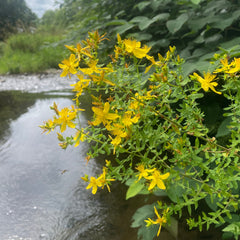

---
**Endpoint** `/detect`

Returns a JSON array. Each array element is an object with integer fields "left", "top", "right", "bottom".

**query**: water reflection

[
  {"left": 0, "top": 91, "right": 99, "bottom": 239},
  {"left": 0, "top": 90, "right": 138, "bottom": 240}
]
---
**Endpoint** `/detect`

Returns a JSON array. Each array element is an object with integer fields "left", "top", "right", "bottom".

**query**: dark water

[{"left": 0, "top": 88, "right": 139, "bottom": 240}]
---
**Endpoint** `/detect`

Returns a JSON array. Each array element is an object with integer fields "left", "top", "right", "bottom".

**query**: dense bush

[
  {"left": 59, "top": 0, "right": 240, "bottom": 74},
  {"left": 41, "top": 31, "right": 240, "bottom": 240}
]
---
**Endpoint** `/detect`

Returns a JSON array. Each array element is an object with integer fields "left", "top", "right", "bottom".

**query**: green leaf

[
  {"left": 130, "top": 15, "right": 169, "bottom": 31},
  {"left": 132, "top": 203, "right": 159, "bottom": 240},
  {"left": 166, "top": 13, "right": 189, "bottom": 34},
  {"left": 130, "top": 16, "right": 149, "bottom": 23},
  {"left": 114, "top": 23, "right": 135, "bottom": 35},
  {"left": 128, "top": 33, "right": 152, "bottom": 41},
  {"left": 205, "top": 194, "right": 218, "bottom": 211},
  {"left": 216, "top": 117, "right": 232, "bottom": 138},
  {"left": 130, "top": 16, "right": 153, "bottom": 31},
  {"left": 191, "top": 0, "right": 201, "bottom": 4},
  {"left": 152, "top": 13, "right": 170, "bottom": 22},
  {"left": 126, "top": 180, "right": 144, "bottom": 200},
  {"left": 211, "top": 10, "right": 240, "bottom": 31},
  {"left": 223, "top": 222, "right": 240, "bottom": 239},
  {"left": 135, "top": 1, "right": 151, "bottom": 11},
  {"left": 149, "top": 39, "right": 170, "bottom": 48},
  {"left": 105, "top": 19, "right": 127, "bottom": 26},
  {"left": 166, "top": 217, "right": 178, "bottom": 239},
  {"left": 205, "top": 33, "right": 222, "bottom": 44},
  {"left": 131, "top": 204, "right": 155, "bottom": 228},
  {"left": 166, "top": 183, "right": 184, "bottom": 203}
]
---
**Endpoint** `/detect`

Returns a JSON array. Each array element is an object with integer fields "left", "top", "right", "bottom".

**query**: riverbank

[{"left": 0, "top": 69, "right": 77, "bottom": 93}]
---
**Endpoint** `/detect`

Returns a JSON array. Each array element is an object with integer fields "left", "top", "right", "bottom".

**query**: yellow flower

[
  {"left": 123, "top": 39, "right": 151, "bottom": 59},
  {"left": 97, "top": 167, "right": 115, "bottom": 192},
  {"left": 107, "top": 123, "right": 128, "bottom": 154},
  {"left": 86, "top": 177, "right": 102, "bottom": 194},
  {"left": 227, "top": 57, "right": 240, "bottom": 74},
  {"left": 79, "top": 60, "right": 109, "bottom": 75},
  {"left": 65, "top": 43, "right": 92, "bottom": 61},
  {"left": 54, "top": 106, "right": 81, "bottom": 132},
  {"left": 90, "top": 71, "right": 115, "bottom": 86},
  {"left": 191, "top": 72, "right": 221, "bottom": 95},
  {"left": 71, "top": 74, "right": 90, "bottom": 98},
  {"left": 122, "top": 112, "right": 140, "bottom": 127},
  {"left": 59, "top": 54, "right": 79, "bottom": 78},
  {"left": 214, "top": 58, "right": 231, "bottom": 73},
  {"left": 73, "top": 129, "right": 87, "bottom": 147},
  {"left": 135, "top": 164, "right": 155, "bottom": 181},
  {"left": 145, "top": 54, "right": 164, "bottom": 73},
  {"left": 145, "top": 206, "right": 168, "bottom": 237},
  {"left": 146, "top": 169, "right": 170, "bottom": 191},
  {"left": 40, "top": 119, "right": 56, "bottom": 134},
  {"left": 84, "top": 167, "right": 115, "bottom": 194},
  {"left": 91, "top": 102, "right": 119, "bottom": 126}
]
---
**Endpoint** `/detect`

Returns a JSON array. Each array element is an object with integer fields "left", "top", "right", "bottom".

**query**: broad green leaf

[
  {"left": 131, "top": 204, "right": 155, "bottom": 228},
  {"left": 166, "top": 217, "right": 178, "bottom": 239},
  {"left": 220, "top": 37, "right": 240, "bottom": 50},
  {"left": 151, "top": 0, "right": 169, "bottom": 9},
  {"left": 130, "top": 16, "right": 149, "bottom": 23},
  {"left": 130, "top": 16, "right": 153, "bottom": 31},
  {"left": 132, "top": 203, "right": 159, "bottom": 240},
  {"left": 139, "top": 19, "right": 155, "bottom": 31},
  {"left": 166, "top": 183, "right": 184, "bottom": 203},
  {"left": 205, "top": 194, "right": 218, "bottom": 211},
  {"left": 114, "top": 23, "right": 135, "bottom": 35},
  {"left": 128, "top": 33, "right": 152, "bottom": 41},
  {"left": 216, "top": 117, "right": 232, "bottom": 138},
  {"left": 152, "top": 13, "right": 170, "bottom": 22},
  {"left": 149, "top": 39, "right": 170, "bottom": 47},
  {"left": 135, "top": 1, "right": 151, "bottom": 11},
  {"left": 188, "top": 14, "right": 215, "bottom": 32},
  {"left": 205, "top": 33, "right": 222, "bottom": 44},
  {"left": 166, "top": 13, "right": 189, "bottom": 34},
  {"left": 130, "top": 15, "right": 169, "bottom": 31},
  {"left": 105, "top": 19, "right": 127, "bottom": 26},
  {"left": 191, "top": 0, "right": 201, "bottom": 4},
  {"left": 194, "top": 35, "right": 205, "bottom": 44},
  {"left": 211, "top": 11, "right": 240, "bottom": 31},
  {"left": 126, "top": 180, "right": 144, "bottom": 200}
]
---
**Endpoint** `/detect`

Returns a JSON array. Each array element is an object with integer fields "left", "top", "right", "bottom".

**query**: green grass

[{"left": 0, "top": 32, "right": 68, "bottom": 74}]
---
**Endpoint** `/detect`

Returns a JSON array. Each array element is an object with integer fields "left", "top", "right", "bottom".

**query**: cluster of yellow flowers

[
  {"left": 41, "top": 102, "right": 83, "bottom": 134},
  {"left": 81, "top": 167, "right": 115, "bottom": 194},
  {"left": 136, "top": 164, "right": 170, "bottom": 191},
  {"left": 190, "top": 56, "right": 240, "bottom": 95}
]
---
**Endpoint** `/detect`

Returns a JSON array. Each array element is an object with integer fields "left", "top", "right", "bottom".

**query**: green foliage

[
  {"left": 0, "top": 33, "right": 67, "bottom": 74},
  {"left": 41, "top": 32, "right": 240, "bottom": 239},
  {"left": 0, "top": 0, "right": 37, "bottom": 40},
  {"left": 132, "top": 204, "right": 159, "bottom": 240},
  {"left": 59, "top": 0, "right": 240, "bottom": 74},
  {"left": 38, "top": 9, "right": 68, "bottom": 34}
]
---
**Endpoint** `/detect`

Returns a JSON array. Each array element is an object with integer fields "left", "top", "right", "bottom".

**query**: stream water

[{"left": 0, "top": 73, "right": 138, "bottom": 240}]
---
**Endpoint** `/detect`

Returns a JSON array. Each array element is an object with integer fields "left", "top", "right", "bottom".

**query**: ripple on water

[{"left": 0, "top": 93, "right": 102, "bottom": 239}]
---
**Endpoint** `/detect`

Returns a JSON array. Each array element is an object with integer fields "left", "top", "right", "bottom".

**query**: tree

[{"left": 0, "top": 0, "right": 37, "bottom": 40}]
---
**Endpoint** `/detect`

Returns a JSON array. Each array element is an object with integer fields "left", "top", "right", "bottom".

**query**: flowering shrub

[{"left": 41, "top": 31, "right": 240, "bottom": 239}]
